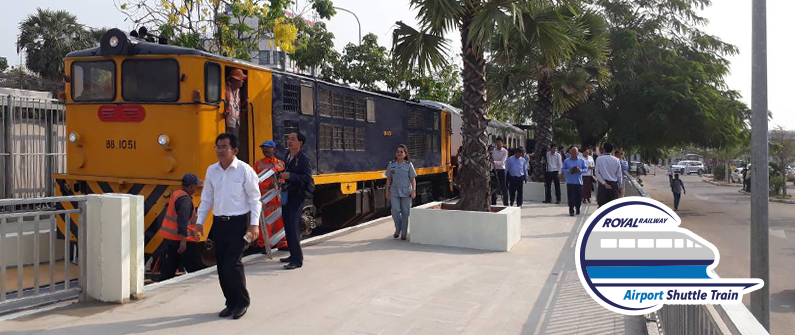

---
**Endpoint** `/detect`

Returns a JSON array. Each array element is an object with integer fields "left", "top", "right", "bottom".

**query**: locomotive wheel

[{"left": 300, "top": 207, "right": 318, "bottom": 236}]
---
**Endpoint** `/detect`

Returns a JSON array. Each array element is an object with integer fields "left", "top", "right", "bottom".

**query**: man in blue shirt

[
  {"left": 562, "top": 146, "right": 588, "bottom": 216},
  {"left": 506, "top": 147, "right": 528, "bottom": 207}
]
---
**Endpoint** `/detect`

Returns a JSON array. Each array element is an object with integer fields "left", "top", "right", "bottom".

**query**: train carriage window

[
  {"left": 355, "top": 127, "right": 365, "bottom": 151},
  {"left": 433, "top": 113, "right": 439, "bottom": 130},
  {"left": 318, "top": 89, "right": 332, "bottom": 116},
  {"left": 72, "top": 61, "right": 115, "bottom": 102},
  {"left": 344, "top": 126, "right": 355, "bottom": 150},
  {"left": 366, "top": 99, "right": 375, "bottom": 122},
  {"left": 332, "top": 125, "right": 344, "bottom": 150},
  {"left": 332, "top": 93, "right": 344, "bottom": 118},
  {"left": 320, "top": 123, "right": 332, "bottom": 150},
  {"left": 205, "top": 62, "right": 221, "bottom": 102},
  {"left": 344, "top": 96, "right": 355, "bottom": 119},
  {"left": 283, "top": 120, "right": 299, "bottom": 146},
  {"left": 300, "top": 85, "right": 314, "bottom": 115},
  {"left": 354, "top": 98, "right": 366, "bottom": 121},
  {"left": 122, "top": 59, "right": 179, "bottom": 102},
  {"left": 284, "top": 83, "right": 300, "bottom": 113}
]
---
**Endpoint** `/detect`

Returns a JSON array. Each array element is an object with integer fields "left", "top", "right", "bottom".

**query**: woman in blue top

[{"left": 386, "top": 145, "right": 417, "bottom": 240}]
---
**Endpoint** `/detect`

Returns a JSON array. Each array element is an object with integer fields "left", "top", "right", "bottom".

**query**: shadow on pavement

[{"left": 0, "top": 313, "right": 218, "bottom": 335}]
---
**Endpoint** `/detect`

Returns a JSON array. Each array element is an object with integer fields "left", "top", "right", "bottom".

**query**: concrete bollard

[
  {"left": 85, "top": 194, "right": 131, "bottom": 303},
  {"left": 118, "top": 194, "right": 145, "bottom": 300}
]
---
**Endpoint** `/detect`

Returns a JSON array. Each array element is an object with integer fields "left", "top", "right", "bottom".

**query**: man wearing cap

[
  {"left": 225, "top": 68, "right": 246, "bottom": 138},
  {"left": 158, "top": 173, "right": 204, "bottom": 281},
  {"left": 253, "top": 140, "right": 287, "bottom": 251}
]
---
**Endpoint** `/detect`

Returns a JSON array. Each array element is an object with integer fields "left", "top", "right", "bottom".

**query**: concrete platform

[{"left": 0, "top": 203, "right": 646, "bottom": 335}]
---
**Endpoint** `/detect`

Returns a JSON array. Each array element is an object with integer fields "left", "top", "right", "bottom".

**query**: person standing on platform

[
  {"left": 386, "top": 144, "right": 417, "bottom": 240},
  {"left": 544, "top": 144, "right": 563, "bottom": 204},
  {"left": 595, "top": 142, "right": 622, "bottom": 207},
  {"left": 615, "top": 150, "right": 629, "bottom": 198},
  {"left": 671, "top": 174, "right": 687, "bottom": 211},
  {"left": 580, "top": 148, "right": 595, "bottom": 204},
  {"left": 491, "top": 138, "right": 509, "bottom": 206},
  {"left": 158, "top": 173, "right": 204, "bottom": 281},
  {"left": 505, "top": 147, "right": 527, "bottom": 207},
  {"left": 563, "top": 147, "right": 588, "bottom": 216},
  {"left": 280, "top": 132, "right": 314, "bottom": 269},
  {"left": 253, "top": 140, "right": 287, "bottom": 251},
  {"left": 197, "top": 133, "right": 261, "bottom": 320}
]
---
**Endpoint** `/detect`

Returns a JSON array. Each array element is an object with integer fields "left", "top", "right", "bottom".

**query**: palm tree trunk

[
  {"left": 455, "top": 10, "right": 491, "bottom": 212},
  {"left": 532, "top": 70, "right": 554, "bottom": 181}
]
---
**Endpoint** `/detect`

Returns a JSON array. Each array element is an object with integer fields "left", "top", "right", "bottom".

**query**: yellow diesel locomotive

[{"left": 55, "top": 29, "right": 454, "bottom": 258}]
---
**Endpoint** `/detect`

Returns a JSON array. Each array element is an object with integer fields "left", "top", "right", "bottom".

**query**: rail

[
  {"left": 0, "top": 196, "right": 87, "bottom": 315},
  {"left": 1, "top": 93, "right": 66, "bottom": 200},
  {"left": 623, "top": 171, "right": 768, "bottom": 335}
]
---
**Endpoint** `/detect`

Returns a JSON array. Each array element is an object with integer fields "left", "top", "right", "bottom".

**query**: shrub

[
  {"left": 713, "top": 163, "right": 726, "bottom": 181},
  {"left": 770, "top": 175, "right": 785, "bottom": 195}
]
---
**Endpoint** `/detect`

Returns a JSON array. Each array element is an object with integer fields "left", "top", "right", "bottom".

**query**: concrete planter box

[
  {"left": 410, "top": 202, "right": 521, "bottom": 252},
  {"left": 523, "top": 181, "right": 568, "bottom": 203}
]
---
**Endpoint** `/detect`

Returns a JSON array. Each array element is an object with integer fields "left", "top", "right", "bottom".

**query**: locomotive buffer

[{"left": 256, "top": 168, "right": 283, "bottom": 259}]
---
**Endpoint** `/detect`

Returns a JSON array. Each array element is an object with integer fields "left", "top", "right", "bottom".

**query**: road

[{"left": 640, "top": 168, "right": 795, "bottom": 334}]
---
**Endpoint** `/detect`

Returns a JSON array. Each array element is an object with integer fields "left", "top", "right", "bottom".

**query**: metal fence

[
  {"left": 1, "top": 94, "right": 66, "bottom": 200},
  {"left": 623, "top": 171, "right": 768, "bottom": 335},
  {"left": 0, "top": 196, "right": 87, "bottom": 315}
]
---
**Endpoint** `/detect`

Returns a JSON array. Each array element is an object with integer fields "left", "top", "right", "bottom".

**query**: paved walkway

[{"left": 0, "top": 203, "right": 645, "bottom": 335}]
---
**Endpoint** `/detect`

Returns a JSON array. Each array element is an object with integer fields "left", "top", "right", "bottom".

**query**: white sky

[{"left": 2, "top": 0, "right": 792, "bottom": 130}]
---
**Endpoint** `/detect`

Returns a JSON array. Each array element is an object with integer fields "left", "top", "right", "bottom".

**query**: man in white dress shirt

[
  {"left": 491, "top": 137, "right": 509, "bottom": 206},
  {"left": 196, "top": 133, "right": 261, "bottom": 320},
  {"left": 594, "top": 142, "right": 623, "bottom": 207},
  {"left": 544, "top": 144, "right": 563, "bottom": 204}
]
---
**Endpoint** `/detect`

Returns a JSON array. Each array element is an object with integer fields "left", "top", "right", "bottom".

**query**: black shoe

[
  {"left": 279, "top": 257, "right": 291, "bottom": 263},
  {"left": 542, "top": 201, "right": 550, "bottom": 204},
  {"left": 284, "top": 263, "right": 302, "bottom": 270},
  {"left": 232, "top": 306, "right": 247, "bottom": 319},
  {"left": 569, "top": 212, "right": 574, "bottom": 217},
  {"left": 576, "top": 209, "right": 580, "bottom": 215},
  {"left": 401, "top": 235, "right": 407, "bottom": 240},
  {"left": 556, "top": 200, "right": 561, "bottom": 204},
  {"left": 393, "top": 231, "right": 399, "bottom": 239},
  {"left": 219, "top": 307, "right": 233, "bottom": 318}
]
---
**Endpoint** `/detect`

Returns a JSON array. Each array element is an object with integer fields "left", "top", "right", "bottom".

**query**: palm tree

[
  {"left": 489, "top": 6, "right": 609, "bottom": 180},
  {"left": 392, "top": 1, "right": 532, "bottom": 211},
  {"left": 17, "top": 8, "right": 94, "bottom": 80}
]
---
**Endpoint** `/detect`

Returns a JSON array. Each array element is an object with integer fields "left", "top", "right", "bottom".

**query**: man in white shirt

[
  {"left": 594, "top": 142, "right": 623, "bottom": 207},
  {"left": 544, "top": 144, "right": 563, "bottom": 204},
  {"left": 196, "top": 133, "right": 261, "bottom": 320},
  {"left": 491, "top": 138, "right": 509, "bottom": 206}
]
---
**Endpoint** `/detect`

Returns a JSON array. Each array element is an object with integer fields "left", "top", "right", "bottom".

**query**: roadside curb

[
  {"left": 737, "top": 190, "right": 795, "bottom": 204},
  {"left": 702, "top": 179, "right": 742, "bottom": 187}
]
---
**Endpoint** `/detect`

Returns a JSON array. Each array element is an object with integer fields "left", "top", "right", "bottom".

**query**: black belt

[{"left": 214, "top": 213, "right": 248, "bottom": 221}]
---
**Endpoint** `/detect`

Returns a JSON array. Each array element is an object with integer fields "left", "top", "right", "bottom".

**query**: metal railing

[
  {"left": 623, "top": 171, "right": 768, "bottom": 335},
  {"left": 0, "top": 196, "right": 87, "bottom": 315},
  {"left": 1, "top": 94, "right": 66, "bottom": 200}
]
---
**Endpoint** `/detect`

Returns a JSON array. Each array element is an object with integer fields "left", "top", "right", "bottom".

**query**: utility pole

[
  {"left": 333, "top": 6, "right": 361, "bottom": 45},
  {"left": 751, "top": 0, "right": 770, "bottom": 330}
]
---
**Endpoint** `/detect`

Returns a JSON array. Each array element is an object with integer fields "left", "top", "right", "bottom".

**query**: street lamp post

[
  {"left": 751, "top": 0, "right": 770, "bottom": 330},
  {"left": 333, "top": 6, "right": 361, "bottom": 45}
]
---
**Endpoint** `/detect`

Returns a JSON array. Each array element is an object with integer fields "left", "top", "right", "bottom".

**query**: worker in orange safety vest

[
  {"left": 158, "top": 173, "right": 204, "bottom": 281},
  {"left": 253, "top": 140, "right": 288, "bottom": 250}
]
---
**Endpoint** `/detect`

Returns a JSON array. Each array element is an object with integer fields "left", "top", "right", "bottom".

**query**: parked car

[
  {"left": 629, "top": 161, "right": 647, "bottom": 175},
  {"left": 730, "top": 167, "right": 744, "bottom": 184},
  {"left": 672, "top": 160, "right": 706, "bottom": 175}
]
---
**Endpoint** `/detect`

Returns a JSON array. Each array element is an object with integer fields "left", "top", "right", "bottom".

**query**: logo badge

[{"left": 575, "top": 197, "right": 763, "bottom": 315}]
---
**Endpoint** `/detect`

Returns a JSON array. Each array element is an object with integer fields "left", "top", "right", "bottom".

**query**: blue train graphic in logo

[{"left": 575, "top": 197, "right": 763, "bottom": 315}]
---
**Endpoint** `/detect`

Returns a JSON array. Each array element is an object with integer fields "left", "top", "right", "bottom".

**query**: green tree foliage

[
  {"left": 578, "top": 0, "right": 750, "bottom": 157},
  {"left": 331, "top": 33, "right": 392, "bottom": 91},
  {"left": 769, "top": 127, "right": 795, "bottom": 196},
  {"left": 291, "top": 21, "right": 337, "bottom": 75},
  {"left": 118, "top": 0, "right": 334, "bottom": 61},
  {"left": 0, "top": 58, "right": 8, "bottom": 73},
  {"left": 16, "top": 8, "right": 97, "bottom": 80}
]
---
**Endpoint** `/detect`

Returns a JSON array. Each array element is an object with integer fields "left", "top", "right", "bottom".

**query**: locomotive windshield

[
  {"left": 71, "top": 61, "right": 115, "bottom": 102},
  {"left": 122, "top": 59, "right": 179, "bottom": 102}
]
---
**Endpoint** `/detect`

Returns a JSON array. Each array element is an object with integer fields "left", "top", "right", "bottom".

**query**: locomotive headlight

[
  {"left": 157, "top": 134, "right": 170, "bottom": 146},
  {"left": 109, "top": 36, "right": 119, "bottom": 48},
  {"left": 68, "top": 131, "right": 80, "bottom": 143}
]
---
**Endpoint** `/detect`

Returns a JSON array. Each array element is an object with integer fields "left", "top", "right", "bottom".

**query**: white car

[
  {"left": 730, "top": 167, "right": 744, "bottom": 184},
  {"left": 672, "top": 160, "right": 706, "bottom": 175}
]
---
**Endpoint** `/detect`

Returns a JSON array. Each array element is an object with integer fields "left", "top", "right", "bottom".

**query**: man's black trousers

[
  {"left": 213, "top": 214, "right": 250, "bottom": 309},
  {"left": 596, "top": 181, "right": 619, "bottom": 207},
  {"left": 492, "top": 169, "right": 508, "bottom": 206},
  {"left": 544, "top": 171, "right": 561, "bottom": 202},
  {"left": 158, "top": 239, "right": 203, "bottom": 281},
  {"left": 282, "top": 199, "right": 304, "bottom": 266},
  {"left": 508, "top": 175, "right": 524, "bottom": 207},
  {"left": 567, "top": 184, "right": 582, "bottom": 213}
]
